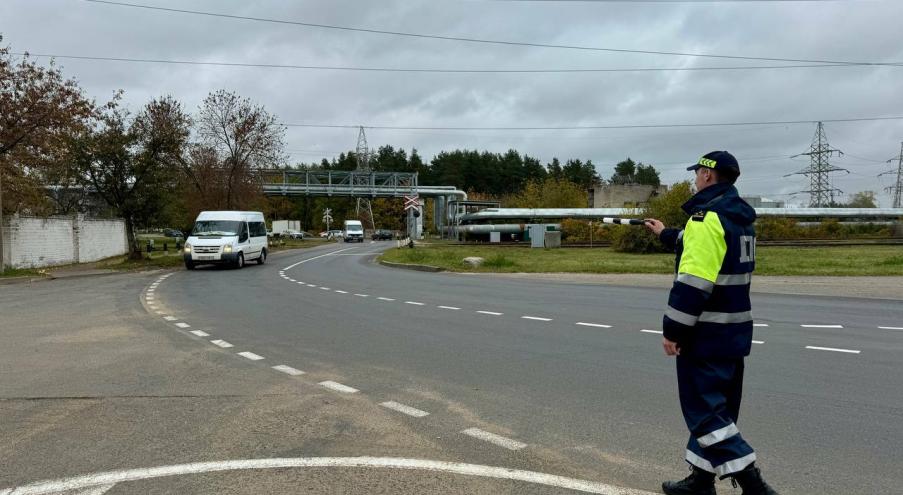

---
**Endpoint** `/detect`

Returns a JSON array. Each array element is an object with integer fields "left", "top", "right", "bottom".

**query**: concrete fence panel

[{"left": 1, "top": 214, "right": 128, "bottom": 269}]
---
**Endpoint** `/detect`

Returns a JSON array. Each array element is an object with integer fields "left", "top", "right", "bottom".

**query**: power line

[
  {"left": 83, "top": 0, "right": 903, "bottom": 67},
  {"left": 786, "top": 121, "right": 847, "bottom": 207},
  {"left": 20, "top": 52, "right": 884, "bottom": 74},
  {"left": 283, "top": 116, "right": 903, "bottom": 131}
]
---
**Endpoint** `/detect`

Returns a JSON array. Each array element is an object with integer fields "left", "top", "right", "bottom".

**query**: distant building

[
  {"left": 588, "top": 183, "right": 668, "bottom": 208},
  {"left": 741, "top": 196, "right": 785, "bottom": 208}
]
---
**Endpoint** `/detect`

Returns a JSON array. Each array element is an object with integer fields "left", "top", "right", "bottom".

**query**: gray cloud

[{"left": 2, "top": 0, "right": 901, "bottom": 205}]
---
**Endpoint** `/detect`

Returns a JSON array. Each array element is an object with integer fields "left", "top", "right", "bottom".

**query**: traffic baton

[{"left": 601, "top": 217, "right": 646, "bottom": 226}]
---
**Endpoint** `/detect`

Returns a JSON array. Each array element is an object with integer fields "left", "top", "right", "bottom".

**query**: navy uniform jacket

[{"left": 659, "top": 182, "right": 757, "bottom": 358}]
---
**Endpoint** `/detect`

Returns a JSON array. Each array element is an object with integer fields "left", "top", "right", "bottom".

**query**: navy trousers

[{"left": 676, "top": 355, "right": 756, "bottom": 477}]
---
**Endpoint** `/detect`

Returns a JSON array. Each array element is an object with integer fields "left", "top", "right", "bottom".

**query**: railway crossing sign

[{"left": 404, "top": 195, "right": 420, "bottom": 211}]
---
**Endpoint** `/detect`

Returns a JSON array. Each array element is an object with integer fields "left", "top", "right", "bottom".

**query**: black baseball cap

[{"left": 687, "top": 150, "right": 740, "bottom": 176}]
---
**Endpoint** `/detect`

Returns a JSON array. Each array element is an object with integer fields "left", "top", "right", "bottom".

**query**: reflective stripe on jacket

[{"left": 660, "top": 183, "right": 757, "bottom": 358}]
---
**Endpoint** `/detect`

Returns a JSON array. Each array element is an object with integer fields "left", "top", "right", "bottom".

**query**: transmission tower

[
  {"left": 354, "top": 126, "right": 376, "bottom": 231},
  {"left": 785, "top": 122, "right": 848, "bottom": 207},
  {"left": 879, "top": 141, "right": 903, "bottom": 208}
]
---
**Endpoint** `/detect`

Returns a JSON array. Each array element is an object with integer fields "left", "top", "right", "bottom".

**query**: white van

[
  {"left": 343, "top": 220, "right": 364, "bottom": 243},
  {"left": 184, "top": 211, "right": 268, "bottom": 270}
]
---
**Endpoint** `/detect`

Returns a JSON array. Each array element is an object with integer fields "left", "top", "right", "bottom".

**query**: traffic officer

[{"left": 644, "top": 151, "right": 778, "bottom": 495}]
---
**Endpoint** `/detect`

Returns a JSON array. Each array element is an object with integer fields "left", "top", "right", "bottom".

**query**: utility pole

[
  {"left": 354, "top": 126, "right": 376, "bottom": 233},
  {"left": 879, "top": 142, "right": 903, "bottom": 208},
  {"left": 785, "top": 122, "right": 848, "bottom": 207}
]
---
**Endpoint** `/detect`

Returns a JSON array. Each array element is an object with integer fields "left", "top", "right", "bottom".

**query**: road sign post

[
  {"left": 322, "top": 208, "right": 333, "bottom": 235},
  {"left": 403, "top": 195, "right": 420, "bottom": 241}
]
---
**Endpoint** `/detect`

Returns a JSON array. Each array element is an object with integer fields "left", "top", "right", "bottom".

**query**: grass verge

[{"left": 380, "top": 245, "right": 903, "bottom": 276}]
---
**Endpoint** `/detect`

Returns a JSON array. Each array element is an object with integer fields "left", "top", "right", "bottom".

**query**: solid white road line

[
  {"left": 576, "top": 322, "right": 612, "bottom": 329},
  {"left": 438, "top": 305, "right": 461, "bottom": 310},
  {"left": 521, "top": 316, "right": 552, "bottom": 322},
  {"left": 272, "top": 365, "right": 305, "bottom": 376},
  {"left": 319, "top": 381, "right": 359, "bottom": 393},
  {"left": 801, "top": 324, "right": 844, "bottom": 329},
  {"left": 281, "top": 247, "right": 359, "bottom": 271},
  {"left": 379, "top": 401, "right": 430, "bottom": 418},
  {"left": 753, "top": 323, "right": 769, "bottom": 327},
  {"left": 163, "top": 316, "right": 177, "bottom": 321},
  {"left": 752, "top": 340, "right": 765, "bottom": 344},
  {"left": 878, "top": 326, "right": 903, "bottom": 330},
  {"left": 805, "top": 346, "right": 860, "bottom": 354},
  {"left": 210, "top": 340, "right": 233, "bottom": 348},
  {"left": 174, "top": 323, "right": 191, "bottom": 329},
  {"left": 640, "top": 329, "right": 663, "bottom": 334},
  {"left": 0, "top": 457, "right": 658, "bottom": 495},
  {"left": 405, "top": 301, "right": 425, "bottom": 306},
  {"left": 461, "top": 428, "right": 526, "bottom": 451},
  {"left": 354, "top": 294, "right": 369, "bottom": 297},
  {"left": 377, "top": 297, "right": 395, "bottom": 301},
  {"left": 189, "top": 330, "right": 209, "bottom": 337},
  {"left": 72, "top": 483, "right": 117, "bottom": 495},
  {"left": 477, "top": 311, "right": 503, "bottom": 316},
  {"left": 237, "top": 352, "right": 265, "bottom": 361}
]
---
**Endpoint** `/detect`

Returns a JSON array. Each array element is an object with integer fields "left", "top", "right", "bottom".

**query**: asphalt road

[{"left": 3, "top": 242, "right": 902, "bottom": 494}]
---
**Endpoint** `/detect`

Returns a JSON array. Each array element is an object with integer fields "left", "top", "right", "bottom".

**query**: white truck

[
  {"left": 271, "top": 220, "right": 300, "bottom": 236},
  {"left": 343, "top": 220, "right": 364, "bottom": 243}
]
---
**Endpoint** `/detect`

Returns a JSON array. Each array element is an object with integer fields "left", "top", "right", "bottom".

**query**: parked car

[
  {"left": 282, "top": 229, "right": 305, "bottom": 239},
  {"left": 371, "top": 229, "right": 393, "bottom": 241},
  {"left": 163, "top": 228, "right": 184, "bottom": 238},
  {"left": 325, "top": 229, "right": 344, "bottom": 239}
]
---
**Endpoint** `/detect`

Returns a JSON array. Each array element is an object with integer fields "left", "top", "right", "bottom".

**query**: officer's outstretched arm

[{"left": 662, "top": 212, "right": 728, "bottom": 344}]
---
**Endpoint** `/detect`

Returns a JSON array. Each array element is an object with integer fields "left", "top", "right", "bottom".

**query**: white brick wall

[{"left": 1, "top": 214, "right": 128, "bottom": 269}]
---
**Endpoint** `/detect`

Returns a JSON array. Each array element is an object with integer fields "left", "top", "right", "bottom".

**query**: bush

[{"left": 613, "top": 181, "right": 692, "bottom": 253}]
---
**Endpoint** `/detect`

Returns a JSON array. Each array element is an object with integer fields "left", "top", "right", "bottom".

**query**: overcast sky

[{"left": 3, "top": 0, "right": 902, "bottom": 206}]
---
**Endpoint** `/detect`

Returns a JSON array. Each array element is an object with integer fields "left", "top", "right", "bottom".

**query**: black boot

[
  {"left": 662, "top": 466, "right": 717, "bottom": 495},
  {"left": 726, "top": 464, "right": 779, "bottom": 495}
]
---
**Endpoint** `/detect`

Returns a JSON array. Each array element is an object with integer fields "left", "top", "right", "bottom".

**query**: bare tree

[{"left": 194, "top": 90, "right": 285, "bottom": 209}]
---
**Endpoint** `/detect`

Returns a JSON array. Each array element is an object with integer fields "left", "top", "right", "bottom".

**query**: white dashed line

[
  {"left": 805, "top": 346, "right": 860, "bottom": 354},
  {"left": 320, "top": 287, "right": 331, "bottom": 291},
  {"left": 576, "top": 322, "right": 612, "bottom": 329},
  {"left": 521, "top": 316, "right": 552, "bottom": 322},
  {"left": 237, "top": 351, "right": 265, "bottom": 361},
  {"left": 461, "top": 428, "right": 526, "bottom": 451},
  {"left": 163, "top": 316, "right": 177, "bottom": 321},
  {"left": 378, "top": 297, "right": 396, "bottom": 301},
  {"left": 272, "top": 365, "right": 305, "bottom": 376},
  {"left": 640, "top": 329, "right": 663, "bottom": 334},
  {"left": 334, "top": 290, "right": 348, "bottom": 294},
  {"left": 354, "top": 294, "right": 369, "bottom": 297},
  {"left": 155, "top": 311, "right": 164, "bottom": 314},
  {"left": 752, "top": 340, "right": 765, "bottom": 344},
  {"left": 753, "top": 323, "right": 769, "bottom": 327},
  {"left": 477, "top": 311, "right": 503, "bottom": 316},
  {"left": 210, "top": 340, "right": 233, "bottom": 348},
  {"left": 405, "top": 301, "right": 425, "bottom": 306},
  {"left": 288, "top": 279, "right": 297, "bottom": 283},
  {"left": 307, "top": 284, "right": 316, "bottom": 287},
  {"left": 175, "top": 322, "right": 191, "bottom": 329},
  {"left": 438, "top": 305, "right": 461, "bottom": 310},
  {"left": 801, "top": 324, "right": 844, "bottom": 329},
  {"left": 319, "top": 381, "right": 359, "bottom": 393},
  {"left": 878, "top": 326, "right": 903, "bottom": 330},
  {"left": 297, "top": 281, "right": 305, "bottom": 284},
  {"left": 189, "top": 330, "right": 209, "bottom": 337},
  {"left": 380, "top": 401, "right": 430, "bottom": 418},
  {"left": 146, "top": 289, "right": 155, "bottom": 293}
]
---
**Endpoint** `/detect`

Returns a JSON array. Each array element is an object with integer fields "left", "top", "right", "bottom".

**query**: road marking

[
  {"left": 461, "top": 428, "right": 526, "bottom": 451},
  {"left": 237, "top": 351, "right": 265, "bottom": 361},
  {"left": 878, "top": 326, "right": 903, "bottom": 330},
  {"left": 334, "top": 290, "right": 348, "bottom": 294},
  {"left": 272, "top": 365, "right": 305, "bottom": 376},
  {"left": 576, "top": 322, "right": 612, "bottom": 329},
  {"left": 752, "top": 340, "right": 765, "bottom": 344},
  {"left": 640, "top": 329, "right": 663, "bottom": 334},
  {"left": 438, "top": 305, "right": 461, "bottom": 310},
  {"left": 146, "top": 289, "right": 154, "bottom": 293},
  {"left": 319, "top": 381, "right": 359, "bottom": 393},
  {"left": 405, "top": 301, "right": 425, "bottom": 306},
  {"left": 210, "top": 340, "right": 233, "bottom": 348},
  {"left": 801, "top": 324, "right": 844, "bottom": 329},
  {"left": 753, "top": 323, "right": 769, "bottom": 327},
  {"left": 288, "top": 278, "right": 297, "bottom": 282},
  {"left": 189, "top": 330, "right": 209, "bottom": 337},
  {"left": 155, "top": 311, "right": 164, "bottom": 314},
  {"left": 522, "top": 316, "right": 552, "bottom": 322},
  {"left": 805, "top": 346, "right": 860, "bottom": 354},
  {"left": 354, "top": 294, "right": 369, "bottom": 297},
  {"left": 380, "top": 401, "right": 430, "bottom": 418},
  {"left": 378, "top": 297, "right": 395, "bottom": 301},
  {"left": 72, "top": 483, "right": 117, "bottom": 495},
  {"left": 175, "top": 323, "right": 191, "bottom": 329},
  {"left": 320, "top": 287, "right": 331, "bottom": 291},
  {"left": 281, "top": 247, "right": 359, "bottom": 271},
  {"left": 163, "top": 316, "right": 177, "bottom": 321},
  {"left": 307, "top": 284, "right": 316, "bottom": 287},
  {"left": 0, "top": 457, "right": 658, "bottom": 495},
  {"left": 477, "top": 310, "right": 503, "bottom": 316}
]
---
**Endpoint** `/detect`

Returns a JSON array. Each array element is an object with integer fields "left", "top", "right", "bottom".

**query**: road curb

[{"left": 378, "top": 259, "right": 444, "bottom": 273}]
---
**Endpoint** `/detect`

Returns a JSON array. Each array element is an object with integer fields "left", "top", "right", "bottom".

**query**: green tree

[
  {"left": 610, "top": 158, "right": 636, "bottom": 184},
  {"left": 611, "top": 181, "right": 692, "bottom": 253},
  {"left": 73, "top": 96, "right": 190, "bottom": 259},
  {"left": 562, "top": 159, "right": 599, "bottom": 189},
  {"left": 635, "top": 163, "right": 661, "bottom": 187},
  {"left": 843, "top": 191, "right": 877, "bottom": 208},
  {"left": 506, "top": 177, "right": 587, "bottom": 208},
  {"left": 547, "top": 157, "right": 563, "bottom": 179}
]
